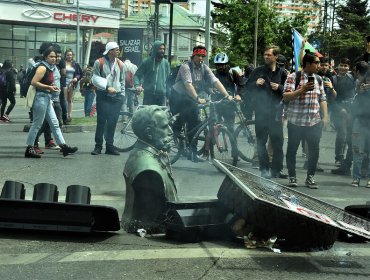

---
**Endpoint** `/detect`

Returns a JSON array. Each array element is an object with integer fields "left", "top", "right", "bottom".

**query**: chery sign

[{"left": 54, "top": 13, "right": 99, "bottom": 23}]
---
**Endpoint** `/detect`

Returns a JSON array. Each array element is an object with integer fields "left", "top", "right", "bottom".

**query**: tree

[
  {"left": 314, "top": 0, "right": 370, "bottom": 63},
  {"left": 212, "top": 0, "right": 309, "bottom": 67}
]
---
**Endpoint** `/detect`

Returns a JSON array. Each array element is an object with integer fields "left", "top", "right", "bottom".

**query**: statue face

[{"left": 151, "top": 110, "right": 172, "bottom": 151}]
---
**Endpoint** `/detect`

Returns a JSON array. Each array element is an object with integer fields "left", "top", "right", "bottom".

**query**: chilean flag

[{"left": 292, "top": 28, "right": 323, "bottom": 72}]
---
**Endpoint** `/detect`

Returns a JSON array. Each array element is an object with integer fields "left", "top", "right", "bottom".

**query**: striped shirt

[{"left": 284, "top": 71, "right": 326, "bottom": 127}]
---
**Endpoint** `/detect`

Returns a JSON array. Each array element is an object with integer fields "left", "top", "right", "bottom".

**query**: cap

[
  {"left": 277, "top": 54, "right": 286, "bottom": 65},
  {"left": 103, "top": 42, "right": 119, "bottom": 55}
]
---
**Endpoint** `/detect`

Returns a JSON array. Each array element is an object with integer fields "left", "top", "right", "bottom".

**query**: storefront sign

[
  {"left": 54, "top": 13, "right": 99, "bottom": 23},
  {"left": 118, "top": 28, "right": 144, "bottom": 66},
  {"left": 23, "top": 9, "right": 52, "bottom": 20}
]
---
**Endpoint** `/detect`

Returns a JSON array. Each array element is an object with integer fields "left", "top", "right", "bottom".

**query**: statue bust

[{"left": 122, "top": 106, "right": 178, "bottom": 234}]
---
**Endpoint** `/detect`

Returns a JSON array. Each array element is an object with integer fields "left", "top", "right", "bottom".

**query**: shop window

[
  {"left": 0, "top": 40, "right": 12, "bottom": 48},
  {"left": 57, "top": 28, "right": 77, "bottom": 44},
  {"left": 36, "top": 27, "right": 57, "bottom": 42},
  {"left": 0, "top": 48, "right": 12, "bottom": 64},
  {"left": 13, "top": 26, "right": 36, "bottom": 41},
  {"left": 0, "top": 24, "right": 12, "bottom": 39}
]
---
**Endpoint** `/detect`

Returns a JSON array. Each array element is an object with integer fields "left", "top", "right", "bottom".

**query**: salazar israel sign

[{"left": 118, "top": 28, "right": 144, "bottom": 66}]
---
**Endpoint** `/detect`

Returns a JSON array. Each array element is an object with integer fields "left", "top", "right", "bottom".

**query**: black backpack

[
  {"left": 0, "top": 70, "right": 7, "bottom": 88},
  {"left": 20, "top": 62, "right": 43, "bottom": 96},
  {"left": 166, "top": 64, "right": 181, "bottom": 97}
]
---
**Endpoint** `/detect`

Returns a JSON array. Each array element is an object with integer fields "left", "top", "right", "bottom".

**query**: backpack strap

[
  {"left": 294, "top": 71, "right": 301, "bottom": 90},
  {"left": 99, "top": 57, "right": 123, "bottom": 75}
]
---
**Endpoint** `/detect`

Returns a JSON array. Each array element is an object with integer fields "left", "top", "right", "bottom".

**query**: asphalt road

[{"left": 0, "top": 97, "right": 369, "bottom": 280}]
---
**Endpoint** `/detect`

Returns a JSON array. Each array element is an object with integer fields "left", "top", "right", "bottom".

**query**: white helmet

[{"left": 214, "top": 52, "right": 229, "bottom": 64}]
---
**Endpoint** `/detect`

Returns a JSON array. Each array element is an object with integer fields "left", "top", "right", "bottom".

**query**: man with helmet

[
  {"left": 212, "top": 52, "right": 241, "bottom": 131},
  {"left": 170, "top": 45, "right": 233, "bottom": 162}
]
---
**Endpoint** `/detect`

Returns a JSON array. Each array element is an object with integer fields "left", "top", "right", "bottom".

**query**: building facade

[{"left": 0, "top": 0, "right": 121, "bottom": 68}]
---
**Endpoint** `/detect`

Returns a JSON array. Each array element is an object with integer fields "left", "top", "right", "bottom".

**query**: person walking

[
  {"left": 91, "top": 42, "right": 125, "bottom": 156},
  {"left": 283, "top": 52, "right": 329, "bottom": 188},
  {"left": 25, "top": 45, "right": 78, "bottom": 158},
  {"left": 0, "top": 60, "right": 16, "bottom": 122},
  {"left": 134, "top": 41, "right": 170, "bottom": 106}
]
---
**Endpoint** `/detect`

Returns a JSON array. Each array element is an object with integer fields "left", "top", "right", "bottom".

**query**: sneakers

[
  {"left": 34, "top": 145, "right": 44, "bottom": 154},
  {"left": 305, "top": 175, "right": 318, "bottom": 189},
  {"left": 25, "top": 146, "right": 41, "bottom": 158},
  {"left": 0, "top": 116, "right": 9, "bottom": 122},
  {"left": 59, "top": 144, "right": 78, "bottom": 157},
  {"left": 105, "top": 148, "right": 120, "bottom": 156},
  {"left": 91, "top": 147, "right": 102, "bottom": 155},
  {"left": 3, "top": 114, "right": 10, "bottom": 122},
  {"left": 367, "top": 180, "right": 370, "bottom": 188},
  {"left": 351, "top": 178, "right": 360, "bottom": 187},
  {"left": 45, "top": 139, "right": 60, "bottom": 150},
  {"left": 331, "top": 166, "right": 351, "bottom": 176},
  {"left": 261, "top": 170, "right": 271, "bottom": 179},
  {"left": 288, "top": 177, "right": 298, "bottom": 187}
]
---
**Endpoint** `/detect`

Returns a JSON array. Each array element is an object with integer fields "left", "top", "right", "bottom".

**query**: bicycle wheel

[
  {"left": 168, "top": 134, "right": 184, "bottom": 165},
  {"left": 212, "top": 125, "right": 238, "bottom": 166},
  {"left": 191, "top": 123, "right": 210, "bottom": 160},
  {"left": 234, "top": 121, "right": 256, "bottom": 163},
  {"left": 114, "top": 112, "right": 137, "bottom": 152}
]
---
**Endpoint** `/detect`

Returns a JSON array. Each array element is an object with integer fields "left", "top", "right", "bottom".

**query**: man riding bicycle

[
  {"left": 169, "top": 45, "right": 233, "bottom": 162},
  {"left": 212, "top": 52, "right": 242, "bottom": 132}
]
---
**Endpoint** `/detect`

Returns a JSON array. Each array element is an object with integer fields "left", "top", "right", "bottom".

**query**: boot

[
  {"left": 25, "top": 145, "right": 41, "bottom": 158},
  {"left": 60, "top": 144, "right": 78, "bottom": 157}
]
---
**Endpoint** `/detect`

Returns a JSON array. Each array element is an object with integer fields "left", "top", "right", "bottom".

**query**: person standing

[
  {"left": 245, "top": 45, "right": 288, "bottom": 179},
  {"left": 64, "top": 49, "right": 82, "bottom": 123},
  {"left": 283, "top": 52, "right": 329, "bottom": 188},
  {"left": 25, "top": 45, "right": 78, "bottom": 158},
  {"left": 80, "top": 61, "right": 96, "bottom": 117},
  {"left": 91, "top": 42, "right": 125, "bottom": 156},
  {"left": 134, "top": 41, "right": 170, "bottom": 106},
  {"left": 122, "top": 58, "right": 138, "bottom": 115},
  {"left": 0, "top": 60, "right": 16, "bottom": 122}
]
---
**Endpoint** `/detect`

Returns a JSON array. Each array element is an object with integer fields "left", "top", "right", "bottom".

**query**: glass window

[
  {"left": 0, "top": 24, "right": 12, "bottom": 39},
  {"left": 177, "top": 33, "right": 190, "bottom": 52},
  {"left": 57, "top": 28, "right": 77, "bottom": 44},
  {"left": 36, "top": 27, "right": 56, "bottom": 42},
  {"left": 0, "top": 48, "right": 12, "bottom": 65},
  {"left": 13, "top": 26, "right": 36, "bottom": 41},
  {"left": 0, "top": 39, "right": 12, "bottom": 48}
]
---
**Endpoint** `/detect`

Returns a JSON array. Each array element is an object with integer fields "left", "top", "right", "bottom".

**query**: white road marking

[{"left": 0, "top": 247, "right": 369, "bottom": 266}]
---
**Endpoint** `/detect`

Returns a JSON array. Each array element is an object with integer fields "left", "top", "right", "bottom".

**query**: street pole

[
  {"left": 205, "top": 0, "right": 210, "bottom": 65},
  {"left": 168, "top": 3, "right": 173, "bottom": 65},
  {"left": 253, "top": 0, "right": 259, "bottom": 66},
  {"left": 76, "top": 0, "right": 80, "bottom": 64},
  {"left": 154, "top": 2, "right": 159, "bottom": 40}
]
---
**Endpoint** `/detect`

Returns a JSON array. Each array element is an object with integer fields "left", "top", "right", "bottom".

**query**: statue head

[{"left": 132, "top": 105, "right": 172, "bottom": 151}]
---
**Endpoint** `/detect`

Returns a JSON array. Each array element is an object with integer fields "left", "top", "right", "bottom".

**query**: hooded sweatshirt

[{"left": 134, "top": 40, "right": 170, "bottom": 96}]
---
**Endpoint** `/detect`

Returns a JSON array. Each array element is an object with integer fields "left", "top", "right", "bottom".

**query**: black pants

[
  {"left": 255, "top": 117, "right": 284, "bottom": 173},
  {"left": 94, "top": 92, "right": 123, "bottom": 149},
  {"left": 170, "top": 92, "right": 199, "bottom": 152},
  {"left": 143, "top": 92, "right": 166, "bottom": 106},
  {"left": 286, "top": 122, "right": 322, "bottom": 177},
  {"left": 0, "top": 91, "right": 16, "bottom": 117}
]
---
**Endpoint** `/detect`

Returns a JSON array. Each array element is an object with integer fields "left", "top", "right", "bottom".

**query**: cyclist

[
  {"left": 170, "top": 45, "right": 233, "bottom": 162},
  {"left": 212, "top": 52, "right": 241, "bottom": 132}
]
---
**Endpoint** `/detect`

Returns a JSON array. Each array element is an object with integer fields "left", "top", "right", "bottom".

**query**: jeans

[
  {"left": 352, "top": 119, "right": 370, "bottom": 180},
  {"left": 26, "top": 92, "right": 65, "bottom": 146},
  {"left": 255, "top": 117, "right": 284, "bottom": 173},
  {"left": 122, "top": 89, "right": 135, "bottom": 114},
  {"left": 83, "top": 89, "right": 95, "bottom": 116},
  {"left": 59, "top": 89, "right": 68, "bottom": 123},
  {"left": 0, "top": 91, "right": 16, "bottom": 117},
  {"left": 332, "top": 102, "right": 353, "bottom": 166},
  {"left": 94, "top": 92, "right": 123, "bottom": 149},
  {"left": 286, "top": 122, "right": 322, "bottom": 177}
]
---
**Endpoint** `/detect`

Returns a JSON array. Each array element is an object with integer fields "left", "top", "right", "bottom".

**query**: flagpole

[{"left": 253, "top": 0, "right": 259, "bottom": 66}]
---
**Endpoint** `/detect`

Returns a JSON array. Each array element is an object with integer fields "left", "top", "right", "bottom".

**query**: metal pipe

[
  {"left": 76, "top": 0, "right": 80, "bottom": 64},
  {"left": 205, "top": 0, "right": 210, "bottom": 65}
]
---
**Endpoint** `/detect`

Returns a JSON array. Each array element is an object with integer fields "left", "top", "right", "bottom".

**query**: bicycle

[
  {"left": 232, "top": 100, "right": 256, "bottom": 163},
  {"left": 169, "top": 99, "right": 239, "bottom": 166}
]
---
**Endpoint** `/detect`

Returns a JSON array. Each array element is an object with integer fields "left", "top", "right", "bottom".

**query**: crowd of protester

[{"left": 1, "top": 36, "right": 370, "bottom": 190}]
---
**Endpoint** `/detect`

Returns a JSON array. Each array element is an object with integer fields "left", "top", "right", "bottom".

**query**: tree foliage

[
  {"left": 212, "top": 0, "right": 309, "bottom": 67},
  {"left": 313, "top": 0, "right": 370, "bottom": 63}
]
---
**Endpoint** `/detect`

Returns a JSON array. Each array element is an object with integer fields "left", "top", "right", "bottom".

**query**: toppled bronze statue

[{"left": 122, "top": 106, "right": 178, "bottom": 234}]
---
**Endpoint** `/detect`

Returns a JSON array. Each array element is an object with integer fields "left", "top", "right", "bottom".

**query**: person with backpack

[
  {"left": 134, "top": 40, "right": 170, "bottom": 106},
  {"left": 330, "top": 58, "right": 356, "bottom": 176},
  {"left": 90, "top": 42, "right": 125, "bottom": 156},
  {"left": 283, "top": 51, "right": 329, "bottom": 189},
  {"left": 170, "top": 45, "right": 232, "bottom": 162},
  {"left": 122, "top": 59, "right": 138, "bottom": 115},
  {"left": 0, "top": 60, "right": 16, "bottom": 122},
  {"left": 25, "top": 45, "right": 78, "bottom": 158},
  {"left": 80, "top": 61, "right": 96, "bottom": 117}
]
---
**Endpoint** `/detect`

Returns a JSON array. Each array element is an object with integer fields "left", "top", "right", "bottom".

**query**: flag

[{"left": 292, "top": 28, "right": 323, "bottom": 72}]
